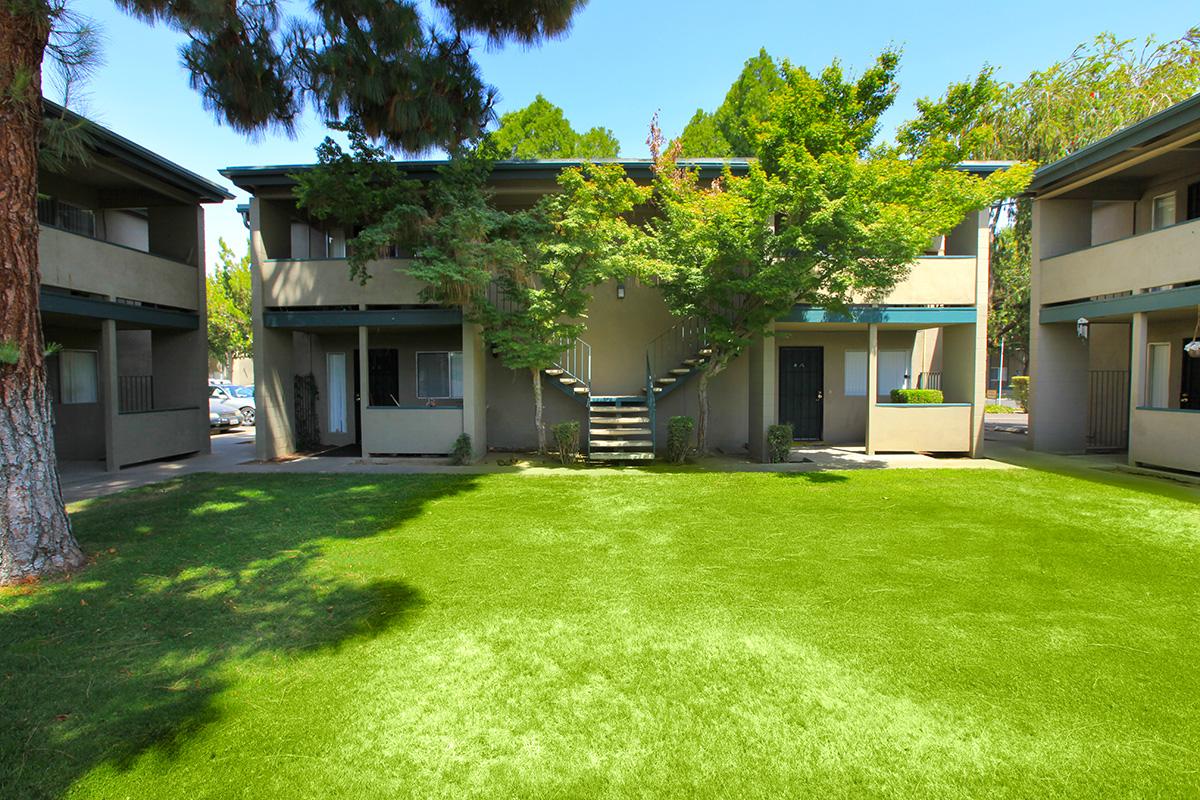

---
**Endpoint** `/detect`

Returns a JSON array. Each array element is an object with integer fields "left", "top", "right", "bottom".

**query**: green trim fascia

[
  {"left": 40, "top": 290, "right": 199, "bottom": 329},
  {"left": 366, "top": 405, "right": 464, "bottom": 410},
  {"left": 875, "top": 403, "right": 973, "bottom": 407},
  {"left": 1039, "top": 285, "right": 1200, "bottom": 323},
  {"left": 781, "top": 306, "right": 977, "bottom": 324},
  {"left": 1134, "top": 406, "right": 1200, "bottom": 414},
  {"left": 1031, "top": 93, "right": 1200, "bottom": 193},
  {"left": 264, "top": 308, "right": 462, "bottom": 328},
  {"left": 43, "top": 99, "right": 233, "bottom": 202}
]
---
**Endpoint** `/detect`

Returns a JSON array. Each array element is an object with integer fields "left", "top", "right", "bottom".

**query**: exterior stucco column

[
  {"left": 100, "top": 317, "right": 119, "bottom": 472},
  {"left": 1127, "top": 311, "right": 1148, "bottom": 466},
  {"left": 249, "top": 198, "right": 295, "bottom": 460},
  {"left": 747, "top": 324, "right": 777, "bottom": 462},
  {"left": 358, "top": 325, "right": 370, "bottom": 457},
  {"left": 865, "top": 323, "right": 878, "bottom": 455},
  {"left": 461, "top": 322, "right": 487, "bottom": 459}
]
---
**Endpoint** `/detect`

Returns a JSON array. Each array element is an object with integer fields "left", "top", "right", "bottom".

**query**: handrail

[
  {"left": 646, "top": 318, "right": 707, "bottom": 381},
  {"left": 554, "top": 336, "right": 591, "bottom": 390},
  {"left": 645, "top": 354, "right": 657, "bottom": 453}
]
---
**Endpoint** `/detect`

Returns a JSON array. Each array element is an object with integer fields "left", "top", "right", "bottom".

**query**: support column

[
  {"left": 747, "top": 324, "right": 777, "bottom": 462},
  {"left": 191, "top": 205, "right": 211, "bottom": 455},
  {"left": 358, "top": 325, "right": 370, "bottom": 457},
  {"left": 100, "top": 318, "right": 119, "bottom": 472},
  {"left": 462, "top": 322, "right": 488, "bottom": 459},
  {"left": 249, "top": 198, "right": 295, "bottom": 460},
  {"left": 865, "top": 323, "right": 878, "bottom": 455},
  {"left": 1128, "top": 311, "right": 1148, "bottom": 467}
]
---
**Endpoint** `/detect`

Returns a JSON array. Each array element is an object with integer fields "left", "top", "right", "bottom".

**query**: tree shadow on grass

[
  {"left": 774, "top": 470, "right": 850, "bottom": 483},
  {"left": 0, "top": 472, "right": 482, "bottom": 800}
]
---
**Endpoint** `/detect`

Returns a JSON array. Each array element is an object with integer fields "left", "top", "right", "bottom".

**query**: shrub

[
  {"left": 889, "top": 388, "right": 944, "bottom": 404},
  {"left": 551, "top": 421, "right": 580, "bottom": 465},
  {"left": 666, "top": 416, "right": 695, "bottom": 464},
  {"left": 766, "top": 423, "right": 793, "bottom": 463},
  {"left": 1010, "top": 375, "right": 1029, "bottom": 411},
  {"left": 450, "top": 433, "right": 473, "bottom": 465}
]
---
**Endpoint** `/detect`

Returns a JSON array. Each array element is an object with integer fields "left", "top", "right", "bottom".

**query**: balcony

[
  {"left": 870, "top": 403, "right": 974, "bottom": 452},
  {"left": 39, "top": 226, "right": 200, "bottom": 311},
  {"left": 1040, "top": 218, "right": 1200, "bottom": 306},
  {"left": 855, "top": 257, "right": 978, "bottom": 306},
  {"left": 261, "top": 258, "right": 428, "bottom": 308},
  {"left": 360, "top": 406, "right": 464, "bottom": 456},
  {"left": 1130, "top": 407, "right": 1200, "bottom": 473}
]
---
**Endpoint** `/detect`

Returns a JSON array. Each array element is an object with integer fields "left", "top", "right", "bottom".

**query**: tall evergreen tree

[
  {"left": 675, "top": 48, "right": 784, "bottom": 157},
  {"left": 488, "top": 94, "right": 620, "bottom": 159},
  {"left": 0, "top": 0, "right": 586, "bottom": 583}
]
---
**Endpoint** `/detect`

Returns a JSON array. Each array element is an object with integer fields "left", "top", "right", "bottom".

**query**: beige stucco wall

[
  {"left": 39, "top": 226, "right": 200, "bottom": 310},
  {"left": 1129, "top": 408, "right": 1200, "bottom": 472},
  {"left": 112, "top": 408, "right": 206, "bottom": 466},
  {"left": 1090, "top": 201, "right": 1134, "bottom": 245},
  {"left": 1087, "top": 323, "right": 1131, "bottom": 370},
  {"left": 361, "top": 407, "right": 463, "bottom": 455},
  {"left": 1040, "top": 219, "right": 1200, "bottom": 304},
  {"left": 1133, "top": 169, "right": 1200, "bottom": 235},
  {"left": 260, "top": 258, "right": 427, "bottom": 308},
  {"left": 860, "top": 257, "right": 976, "bottom": 306},
  {"left": 871, "top": 404, "right": 972, "bottom": 453}
]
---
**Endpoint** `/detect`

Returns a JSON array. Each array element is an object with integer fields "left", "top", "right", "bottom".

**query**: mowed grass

[{"left": 1, "top": 469, "right": 1198, "bottom": 799}]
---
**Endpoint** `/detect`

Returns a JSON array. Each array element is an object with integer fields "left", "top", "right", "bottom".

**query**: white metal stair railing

[{"left": 543, "top": 337, "right": 592, "bottom": 398}]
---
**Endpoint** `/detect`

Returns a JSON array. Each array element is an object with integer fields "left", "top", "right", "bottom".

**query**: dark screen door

[
  {"left": 1183, "top": 339, "right": 1200, "bottom": 410},
  {"left": 779, "top": 347, "right": 824, "bottom": 440}
]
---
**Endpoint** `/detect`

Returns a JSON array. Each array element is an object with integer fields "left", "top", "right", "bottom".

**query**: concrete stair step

[
  {"left": 655, "top": 377, "right": 677, "bottom": 385},
  {"left": 590, "top": 405, "right": 648, "bottom": 413},
  {"left": 559, "top": 376, "right": 578, "bottom": 385},
  {"left": 590, "top": 416, "right": 650, "bottom": 425},
  {"left": 590, "top": 428, "right": 651, "bottom": 436},
  {"left": 590, "top": 439, "right": 653, "bottom": 448},
  {"left": 668, "top": 368, "right": 692, "bottom": 375},
  {"left": 544, "top": 368, "right": 564, "bottom": 376},
  {"left": 590, "top": 451, "right": 655, "bottom": 461},
  {"left": 573, "top": 386, "right": 589, "bottom": 394}
]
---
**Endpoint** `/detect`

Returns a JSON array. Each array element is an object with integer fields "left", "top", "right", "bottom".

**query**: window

[
  {"left": 368, "top": 349, "right": 400, "bottom": 406},
  {"left": 416, "top": 351, "right": 464, "bottom": 399},
  {"left": 1187, "top": 182, "right": 1200, "bottom": 222},
  {"left": 844, "top": 351, "right": 867, "bottom": 396},
  {"left": 327, "top": 353, "right": 347, "bottom": 432},
  {"left": 59, "top": 350, "right": 98, "bottom": 404},
  {"left": 1151, "top": 192, "right": 1176, "bottom": 230},
  {"left": 1147, "top": 343, "right": 1171, "bottom": 408},
  {"left": 877, "top": 351, "right": 911, "bottom": 396}
]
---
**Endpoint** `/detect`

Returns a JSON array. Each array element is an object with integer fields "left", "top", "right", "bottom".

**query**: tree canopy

[
  {"left": 675, "top": 49, "right": 784, "bottom": 157},
  {"left": 206, "top": 238, "right": 253, "bottom": 366},
  {"left": 647, "top": 53, "right": 1033, "bottom": 448},
  {"left": 487, "top": 94, "right": 620, "bottom": 159}
]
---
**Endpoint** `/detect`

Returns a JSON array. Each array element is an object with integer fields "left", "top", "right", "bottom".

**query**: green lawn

[{"left": 2, "top": 469, "right": 1198, "bottom": 798}]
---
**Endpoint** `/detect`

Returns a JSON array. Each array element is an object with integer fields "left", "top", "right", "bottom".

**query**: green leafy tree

[
  {"left": 488, "top": 94, "right": 620, "bottom": 159},
  {"left": 1, "top": 0, "right": 585, "bottom": 582},
  {"left": 675, "top": 48, "right": 784, "bottom": 157},
  {"left": 207, "top": 238, "right": 253, "bottom": 370},
  {"left": 645, "top": 54, "right": 1033, "bottom": 451},
  {"left": 975, "top": 28, "right": 1200, "bottom": 353}
]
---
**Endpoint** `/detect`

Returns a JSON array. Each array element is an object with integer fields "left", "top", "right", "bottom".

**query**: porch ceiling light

[
  {"left": 1076, "top": 317, "right": 1089, "bottom": 341},
  {"left": 617, "top": 282, "right": 626, "bottom": 300}
]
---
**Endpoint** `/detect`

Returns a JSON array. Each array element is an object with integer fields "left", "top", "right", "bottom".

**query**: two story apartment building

[
  {"left": 221, "top": 159, "right": 1001, "bottom": 463},
  {"left": 1029, "top": 94, "right": 1200, "bottom": 475},
  {"left": 39, "top": 101, "right": 232, "bottom": 470}
]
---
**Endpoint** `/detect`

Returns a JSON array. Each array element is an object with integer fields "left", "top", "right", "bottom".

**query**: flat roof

[
  {"left": 1030, "top": 92, "right": 1200, "bottom": 193},
  {"left": 222, "top": 157, "right": 1013, "bottom": 192},
  {"left": 43, "top": 99, "right": 234, "bottom": 203}
]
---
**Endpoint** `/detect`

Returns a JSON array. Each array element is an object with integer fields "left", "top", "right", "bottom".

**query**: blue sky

[{"left": 54, "top": 0, "right": 1199, "bottom": 269}]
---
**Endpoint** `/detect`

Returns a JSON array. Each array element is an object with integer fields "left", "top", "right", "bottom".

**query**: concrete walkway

[{"left": 58, "top": 413, "right": 1197, "bottom": 503}]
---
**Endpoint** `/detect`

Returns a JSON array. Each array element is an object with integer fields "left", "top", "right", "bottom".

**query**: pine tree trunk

[
  {"left": 0, "top": 11, "right": 85, "bottom": 584},
  {"left": 530, "top": 367, "right": 545, "bottom": 454}
]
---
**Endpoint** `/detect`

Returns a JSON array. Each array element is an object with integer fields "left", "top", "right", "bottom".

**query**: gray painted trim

[
  {"left": 264, "top": 308, "right": 463, "bottom": 328},
  {"left": 781, "top": 306, "right": 977, "bottom": 324},
  {"left": 1039, "top": 284, "right": 1200, "bottom": 323},
  {"left": 1134, "top": 406, "right": 1200, "bottom": 414},
  {"left": 40, "top": 290, "right": 199, "bottom": 329},
  {"left": 1031, "top": 93, "right": 1200, "bottom": 193}
]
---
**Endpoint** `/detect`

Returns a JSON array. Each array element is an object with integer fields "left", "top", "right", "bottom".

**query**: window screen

[
  {"left": 844, "top": 351, "right": 867, "bottom": 396},
  {"left": 417, "top": 352, "right": 464, "bottom": 399},
  {"left": 59, "top": 350, "right": 98, "bottom": 404},
  {"left": 368, "top": 349, "right": 399, "bottom": 406}
]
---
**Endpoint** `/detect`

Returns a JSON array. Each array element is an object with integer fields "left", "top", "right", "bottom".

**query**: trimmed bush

[
  {"left": 666, "top": 416, "right": 695, "bottom": 464},
  {"left": 551, "top": 421, "right": 581, "bottom": 465},
  {"left": 889, "top": 388, "right": 944, "bottom": 404},
  {"left": 766, "top": 423, "right": 793, "bottom": 463},
  {"left": 1010, "top": 375, "right": 1029, "bottom": 412},
  {"left": 450, "top": 433, "right": 473, "bottom": 465}
]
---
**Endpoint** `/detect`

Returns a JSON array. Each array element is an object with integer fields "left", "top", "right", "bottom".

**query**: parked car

[
  {"left": 209, "top": 384, "right": 255, "bottom": 425},
  {"left": 209, "top": 395, "right": 243, "bottom": 430}
]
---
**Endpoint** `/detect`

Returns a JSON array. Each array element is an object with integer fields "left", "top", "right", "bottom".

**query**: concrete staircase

[{"left": 587, "top": 396, "right": 654, "bottom": 461}]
